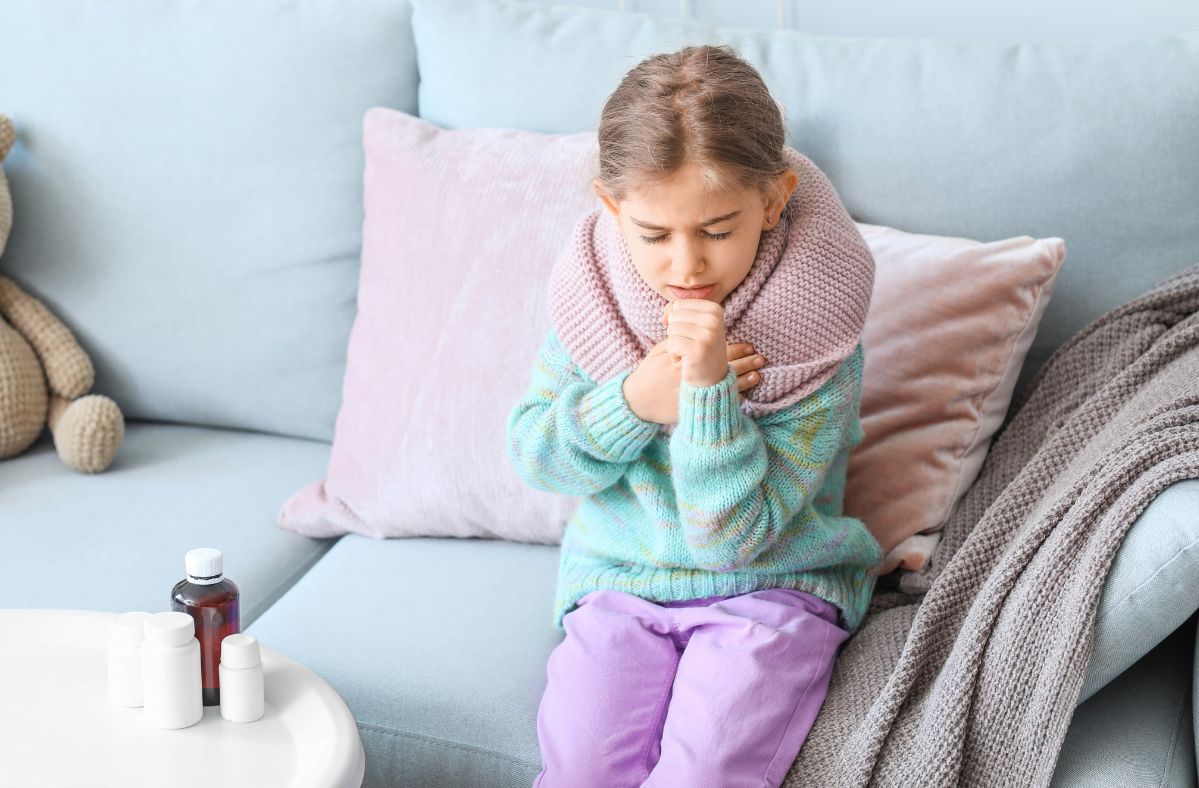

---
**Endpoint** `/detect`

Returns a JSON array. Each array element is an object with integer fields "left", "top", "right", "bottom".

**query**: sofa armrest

[
  {"left": 1052, "top": 615, "right": 1195, "bottom": 787},
  {"left": 1077, "top": 479, "right": 1199, "bottom": 706}
]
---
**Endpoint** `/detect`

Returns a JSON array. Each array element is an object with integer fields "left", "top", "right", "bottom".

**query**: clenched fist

[
  {"left": 621, "top": 302, "right": 768, "bottom": 425},
  {"left": 661, "top": 298, "right": 734, "bottom": 387}
]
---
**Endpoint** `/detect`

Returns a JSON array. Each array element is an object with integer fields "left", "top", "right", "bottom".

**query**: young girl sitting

[{"left": 506, "top": 43, "right": 886, "bottom": 788}]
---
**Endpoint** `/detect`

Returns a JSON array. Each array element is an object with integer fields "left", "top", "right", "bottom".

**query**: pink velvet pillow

[
  {"left": 846, "top": 223, "right": 1065, "bottom": 575},
  {"left": 278, "top": 107, "right": 602, "bottom": 542},
  {"left": 278, "top": 107, "right": 1066, "bottom": 558}
]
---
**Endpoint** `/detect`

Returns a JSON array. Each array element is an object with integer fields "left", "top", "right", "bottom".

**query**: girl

[{"left": 506, "top": 44, "right": 885, "bottom": 787}]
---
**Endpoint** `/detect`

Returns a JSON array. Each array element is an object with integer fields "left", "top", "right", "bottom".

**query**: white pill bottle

[
  {"left": 107, "top": 611, "right": 152, "bottom": 707},
  {"left": 142, "top": 611, "right": 204, "bottom": 729},
  {"left": 219, "top": 633, "right": 265, "bottom": 723}
]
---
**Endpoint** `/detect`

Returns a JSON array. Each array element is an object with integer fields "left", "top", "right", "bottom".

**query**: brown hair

[{"left": 595, "top": 44, "right": 791, "bottom": 219}]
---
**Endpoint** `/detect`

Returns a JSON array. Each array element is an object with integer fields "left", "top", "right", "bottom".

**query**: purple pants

[{"left": 532, "top": 587, "right": 850, "bottom": 788}]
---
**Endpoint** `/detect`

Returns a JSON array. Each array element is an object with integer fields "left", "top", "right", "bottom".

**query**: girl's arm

[
  {"left": 506, "top": 328, "right": 660, "bottom": 496},
  {"left": 668, "top": 347, "right": 864, "bottom": 571}
]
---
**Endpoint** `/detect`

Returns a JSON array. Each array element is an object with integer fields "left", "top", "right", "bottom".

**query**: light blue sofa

[{"left": 2, "top": 1, "right": 1197, "bottom": 785}]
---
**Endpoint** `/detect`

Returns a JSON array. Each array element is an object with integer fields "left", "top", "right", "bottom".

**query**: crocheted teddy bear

[{"left": 0, "top": 114, "right": 125, "bottom": 472}]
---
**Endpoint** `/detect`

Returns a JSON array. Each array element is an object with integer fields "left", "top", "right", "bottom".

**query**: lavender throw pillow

[{"left": 278, "top": 108, "right": 601, "bottom": 541}]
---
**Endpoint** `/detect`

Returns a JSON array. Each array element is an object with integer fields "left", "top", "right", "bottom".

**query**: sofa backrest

[
  {"left": 541, "top": 0, "right": 1199, "bottom": 41},
  {"left": 411, "top": 0, "right": 1199, "bottom": 402},
  {"left": 2, "top": 0, "right": 1196, "bottom": 439},
  {"left": 0, "top": 0, "right": 416, "bottom": 441}
]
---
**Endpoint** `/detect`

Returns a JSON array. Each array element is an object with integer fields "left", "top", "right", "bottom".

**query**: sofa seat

[
  {"left": 1, "top": 422, "right": 339, "bottom": 626},
  {"left": 246, "top": 534, "right": 557, "bottom": 786},
  {"left": 245, "top": 533, "right": 1197, "bottom": 787}
]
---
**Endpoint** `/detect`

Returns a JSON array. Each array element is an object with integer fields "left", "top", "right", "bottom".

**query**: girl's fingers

[
  {"left": 666, "top": 311, "right": 720, "bottom": 329},
  {"left": 665, "top": 325, "right": 720, "bottom": 346},
  {"left": 663, "top": 335, "right": 697, "bottom": 360},
  {"left": 724, "top": 355, "right": 762, "bottom": 369},
  {"left": 726, "top": 342, "right": 754, "bottom": 359},
  {"left": 733, "top": 369, "right": 762, "bottom": 391},
  {"left": 736, "top": 370, "right": 761, "bottom": 392},
  {"left": 668, "top": 298, "right": 723, "bottom": 318},
  {"left": 730, "top": 355, "right": 766, "bottom": 374},
  {"left": 732, "top": 356, "right": 765, "bottom": 391}
]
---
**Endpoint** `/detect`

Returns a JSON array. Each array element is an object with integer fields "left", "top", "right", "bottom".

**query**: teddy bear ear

[{"left": 0, "top": 115, "right": 15, "bottom": 162}]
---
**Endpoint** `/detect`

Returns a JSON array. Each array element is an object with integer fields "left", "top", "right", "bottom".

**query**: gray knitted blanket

[{"left": 785, "top": 260, "right": 1199, "bottom": 787}]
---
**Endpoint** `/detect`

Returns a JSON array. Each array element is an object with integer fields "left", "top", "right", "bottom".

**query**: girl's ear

[
  {"left": 763, "top": 169, "right": 799, "bottom": 229},
  {"left": 593, "top": 179, "right": 620, "bottom": 217},
  {"left": 778, "top": 168, "right": 799, "bottom": 203}
]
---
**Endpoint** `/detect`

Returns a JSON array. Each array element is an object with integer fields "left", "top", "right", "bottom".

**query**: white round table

[{"left": 0, "top": 609, "right": 365, "bottom": 787}]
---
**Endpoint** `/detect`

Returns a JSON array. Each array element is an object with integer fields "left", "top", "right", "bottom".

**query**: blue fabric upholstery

[
  {"left": 247, "top": 535, "right": 555, "bottom": 786},
  {"left": 1077, "top": 480, "right": 1199, "bottom": 705},
  {"left": 246, "top": 531, "right": 1197, "bottom": 786},
  {"left": 0, "top": 0, "right": 417, "bottom": 441},
  {"left": 1, "top": 424, "right": 338, "bottom": 626},
  {"left": 1052, "top": 614, "right": 1196, "bottom": 787}
]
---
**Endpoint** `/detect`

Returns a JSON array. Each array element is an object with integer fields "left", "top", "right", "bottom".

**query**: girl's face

[{"left": 594, "top": 160, "right": 798, "bottom": 305}]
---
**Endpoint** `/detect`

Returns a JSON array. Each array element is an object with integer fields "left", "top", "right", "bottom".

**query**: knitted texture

[
  {"left": 0, "top": 273, "right": 123, "bottom": 470},
  {"left": 0, "top": 274, "right": 98, "bottom": 457},
  {"left": 506, "top": 327, "right": 886, "bottom": 636},
  {"left": 547, "top": 146, "right": 874, "bottom": 436},
  {"left": 0, "top": 118, "right": 37, "bottom": 457},
  {"left": 0, "top": 315, "right": 46, "bottom": 457},
  {"left": 0, "top": 115, "right": 13, "bottom": 255},
  {"left": 48, "top": 393, "right": 125, "bottom": 473},
  {"left": 780, "top": 260, "right": 1199, "bottom": 786},
  {"left": 0, "top": 275, "right": 94, "bottom": 399}
]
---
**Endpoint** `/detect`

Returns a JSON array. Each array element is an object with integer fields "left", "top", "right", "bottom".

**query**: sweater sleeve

[
  {"left": 668, "top": 347, "right": 864, "bottom": 572},
  {"left": 505, "top": 328, "right": 660, "bottom": 496}
]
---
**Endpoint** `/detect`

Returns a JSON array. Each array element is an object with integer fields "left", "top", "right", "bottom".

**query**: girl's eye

[{"left": 639, "top": 230, "right": 732, "bottom": 244}]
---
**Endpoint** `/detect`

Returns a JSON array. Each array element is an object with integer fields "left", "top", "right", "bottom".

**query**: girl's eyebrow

[{"left": 629, "top": 209, "right": 742, "bottom": 231}]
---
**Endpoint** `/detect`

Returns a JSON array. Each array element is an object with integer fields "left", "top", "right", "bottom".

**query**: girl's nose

[{"left": 670, "top": 238, "right": 706, "bottom": 277}]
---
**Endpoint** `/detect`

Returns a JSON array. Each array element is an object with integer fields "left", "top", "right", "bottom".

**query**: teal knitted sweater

[{"left": 506, "top": 328, "right": 885, "bottom": 636}]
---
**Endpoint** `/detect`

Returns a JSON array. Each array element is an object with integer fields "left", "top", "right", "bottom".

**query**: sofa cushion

[
  {"left": 277, "top": 108, "right": 599, "bottom": 542},
  {"left": 1, "top": 424, "right": 338, "bottom": 625},
  {"left": 243, "top": 520, "right": 1197, "bottom": 785},
  {"left": 246, "top": 535, "right": 555, "bottom": 786},
  {"left": 410, "top": 0, "right": 1199, "bottom": 404},
  {"left": 0, "top": 0, "right": 417, "bottom": 441},
  {"left": 848, "top": 223, "right": 1065, "bottom": 573}
]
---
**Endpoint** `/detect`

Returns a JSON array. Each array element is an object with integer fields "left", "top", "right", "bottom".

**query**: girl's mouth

[{"left": 668, "top": 284, "right": 716, "bottom": 299}]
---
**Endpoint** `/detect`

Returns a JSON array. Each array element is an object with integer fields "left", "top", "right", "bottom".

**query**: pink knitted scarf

[{"left": 547, "top": 147, "right": 875, "bottom": 433}]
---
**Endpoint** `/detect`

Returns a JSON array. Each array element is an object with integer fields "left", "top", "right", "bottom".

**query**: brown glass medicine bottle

[{"left": 171, "top": 547, "right": 240, "bottom": 706}]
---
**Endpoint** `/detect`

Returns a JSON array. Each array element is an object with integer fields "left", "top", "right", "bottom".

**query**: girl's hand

[
  {"left": 622, "top": 338, "right": 681, "bottom": 425},
  {"left": 663, "top": 298, "right": 732, "bottom": 388},
  {"left": 621, "top": 312, "right": 767, "bottom": 425}
]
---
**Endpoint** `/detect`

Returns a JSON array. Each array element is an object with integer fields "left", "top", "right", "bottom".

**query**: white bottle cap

[
  {"left": 144, "top": 611, "right": 195, "bottom": 647},
  {"left": 185, "top": 547, "right": 224, "bottom": 585},
  {"left": 221, "top": 633, "right": 261, "bottom": 669},
  {"left": 109, "top": 611, "right": 151, "bottom": 647}
]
